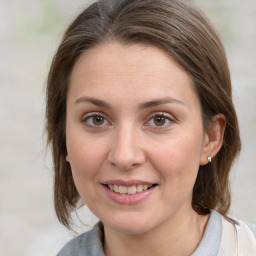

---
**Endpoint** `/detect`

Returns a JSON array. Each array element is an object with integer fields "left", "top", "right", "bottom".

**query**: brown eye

[
  {"left": 154, "top": 116, "right": 166, "bottom": 126},
  {"left": 82, "top": 114, "right": 109, "bottom": 127},
  {"left": 146, "top": 113, "right": 173, "bottom": 128},
  {"left": 92, "top": 115, "right": 105, "bottom": 125}
]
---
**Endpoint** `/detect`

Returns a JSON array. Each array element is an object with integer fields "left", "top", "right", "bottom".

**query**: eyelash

[
  {"left": 81, "top": 112, "right": 174, "bottom": 128},
  {"left": 81, "top": 112, "right": 111, "bottom": 128},
  {"left": 146, "top": 113, "right": 174, "bottom": 128}
]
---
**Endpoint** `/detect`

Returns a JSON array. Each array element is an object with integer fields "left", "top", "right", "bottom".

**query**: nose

[{"left": 107, "top": 125, "right": 146, "bottom": 170}]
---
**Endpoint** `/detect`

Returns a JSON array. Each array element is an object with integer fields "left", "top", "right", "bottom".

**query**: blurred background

[{"left": 0, "top": 0, "right": 255, "bottom": 255}]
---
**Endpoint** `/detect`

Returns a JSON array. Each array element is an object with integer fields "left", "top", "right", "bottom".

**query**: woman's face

[{"left": 66, "top": 42, "right": 209, "bottom": 234}]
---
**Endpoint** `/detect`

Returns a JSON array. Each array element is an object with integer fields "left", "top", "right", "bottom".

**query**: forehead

[
  {"left": 68, "top": 42, "right": 198, "bottom": 107},
  {"left": 73, "top": 42, "right": 190, "bottom": 77}
]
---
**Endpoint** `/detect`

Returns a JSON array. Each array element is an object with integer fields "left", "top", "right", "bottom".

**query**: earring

[{"left": 208, "top": 156, "right": 212, "bottom": 163}]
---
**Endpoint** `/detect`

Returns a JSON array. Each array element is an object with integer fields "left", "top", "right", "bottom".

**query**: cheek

[
  {"left": 66, "top": 138, "right": 106, "bottom": 206},
  {"left": 150, "top": 133, "right": 203, "bottom": 184},
  {"left": 66, "top": 133, "right": 107, "bottom": 186}
]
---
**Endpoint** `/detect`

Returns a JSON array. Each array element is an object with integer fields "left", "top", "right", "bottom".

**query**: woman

[{"left": 46, "top": 0, "right": 256, "bottom": 255}]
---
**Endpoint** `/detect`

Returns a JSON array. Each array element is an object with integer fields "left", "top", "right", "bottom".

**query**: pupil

[
  {"left": 154, "top": 116, "right": 165, "bottom": 126},
  {"left": 93, "top": 116, "right": 104, "bottom": 125}
]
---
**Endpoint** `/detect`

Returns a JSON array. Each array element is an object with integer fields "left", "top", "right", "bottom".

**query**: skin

[{"left": 66, "top": 42, "right": 226, "bottom": 256}]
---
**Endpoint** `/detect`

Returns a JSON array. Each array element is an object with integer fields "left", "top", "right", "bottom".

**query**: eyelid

[
  {"left": 148, "top": 112, "right": 174, "bottom": 120},
  {"left": 81, "top": 112, "right": 111, "bottom": 127},
  {"left": 80, "top": 111, "right": 175, "bottom": 128},
  {"left": 144, "top": 112, "right": 175, "bottom": 127}
]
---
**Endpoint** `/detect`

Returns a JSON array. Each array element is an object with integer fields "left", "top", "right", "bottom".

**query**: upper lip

[{"left": 101, "top": 179, "right": 155, "bottom": 186}]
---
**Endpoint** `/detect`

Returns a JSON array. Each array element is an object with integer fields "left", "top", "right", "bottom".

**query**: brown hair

[{"left": 46, "top": 0, "right": 241, "bottom": 228}]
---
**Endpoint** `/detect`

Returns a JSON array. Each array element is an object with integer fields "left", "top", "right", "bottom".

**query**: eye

[
  {"left": 82, "top": 113, "right": 110, "bottom": 127},
  {"left": 91, "top": 115, "right": 105, "bottom": 125},
  {"left": 153, "top": 116, "right": 167, "bottom": 126},
  {"left": 147, "top": 114, "right": 173, "bottom": 127}
]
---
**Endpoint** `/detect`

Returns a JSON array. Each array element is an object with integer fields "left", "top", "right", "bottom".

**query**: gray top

[{"left": 57, "top": 211, "right": 256, "bottom": 256}]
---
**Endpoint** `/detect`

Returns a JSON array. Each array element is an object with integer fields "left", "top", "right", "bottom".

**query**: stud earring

[{"left": 208, "top": 156, "right": 212, "bottom": 163}]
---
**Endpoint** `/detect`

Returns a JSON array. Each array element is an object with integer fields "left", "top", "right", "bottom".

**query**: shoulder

[
  {"left": 221, "top": 213, "right": 256, "bottom": 240},
  {"left": 57, "top": 222, "right": 105, "bottom": 256},
  {"left": 235, "top": 218, "right": 256, "bottom": 239},
  {"left": 226, "top": 214, "right": 256, "bottom": 239},
  {"left": 217, "top": 211, "right": 256, "bottom": 239},
  {"left": 219, "top": 214, "right": 256, "bottom": 255},
  {"left": 245, "top": 222, "right": 256, "bottom": 239}
]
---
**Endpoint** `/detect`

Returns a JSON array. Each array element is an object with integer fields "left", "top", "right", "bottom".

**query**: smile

[
  {"left": 107, "top": 184, "right": 153, "bottom": 194},
  {"left": 102, "top": 181, "right": 157, "bottom": 204}
]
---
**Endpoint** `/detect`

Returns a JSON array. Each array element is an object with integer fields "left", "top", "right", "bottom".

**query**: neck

[{"left": 103, "top": 208, "right": 209, "bottom": 256}]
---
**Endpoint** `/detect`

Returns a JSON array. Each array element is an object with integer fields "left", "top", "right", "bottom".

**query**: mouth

[
  {"left": 101, "top": 179, "right": 159, "bottom": 205},
  {"left": 104, "top": 184, "right": 157, "bottom": 195},
  {"left": 102, "top": 181, "right": 158, "bottom": 204}
]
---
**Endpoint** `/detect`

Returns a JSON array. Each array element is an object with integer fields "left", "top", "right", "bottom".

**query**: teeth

[
  {"left": 108, "top": 184, "right": 153, "bottom": 194},
  {"left": 128, "top": 185, "right": 136, "bottom": 194},
  {"left": 119, "top": 185, "right": 127, "bottom": 194},
  {"left": 143, "top": 185, "right": 149, "bottom": 190},
  {"left": 114, "top": 185, "right": 119, "bottom": 193},
  {"left": 136, "top": 185, "right": 143, "bottom": 192}
]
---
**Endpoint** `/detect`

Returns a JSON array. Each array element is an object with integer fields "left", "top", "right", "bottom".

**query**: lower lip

[{"left": 102, "top": 185, "right": 157, "bottom": 205}]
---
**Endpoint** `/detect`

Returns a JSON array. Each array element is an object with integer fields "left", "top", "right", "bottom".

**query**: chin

[
  {"left": 110, "top": 223, "right": 151, "bottom": 235},
  {"left": 103, "top": 214, "right": 155, "bottom": 235}
]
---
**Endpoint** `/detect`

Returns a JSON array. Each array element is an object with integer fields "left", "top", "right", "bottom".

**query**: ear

[
  {"left": 66, "top": 154, "right": 70, "bottom": 162},
  {"left": 200, "top": 114, "right": 226, "bottom": 165}
]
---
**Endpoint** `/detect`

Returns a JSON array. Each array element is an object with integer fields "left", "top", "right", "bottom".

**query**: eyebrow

[
  {"left": 74, "top": 96, "right": 185, "bottom": 109},
  {"left": 138, "top": 97, "right": 186, "bottom": 110},
  {"left": 75, "top": 97, "right": 111, "bottom": 108}
]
